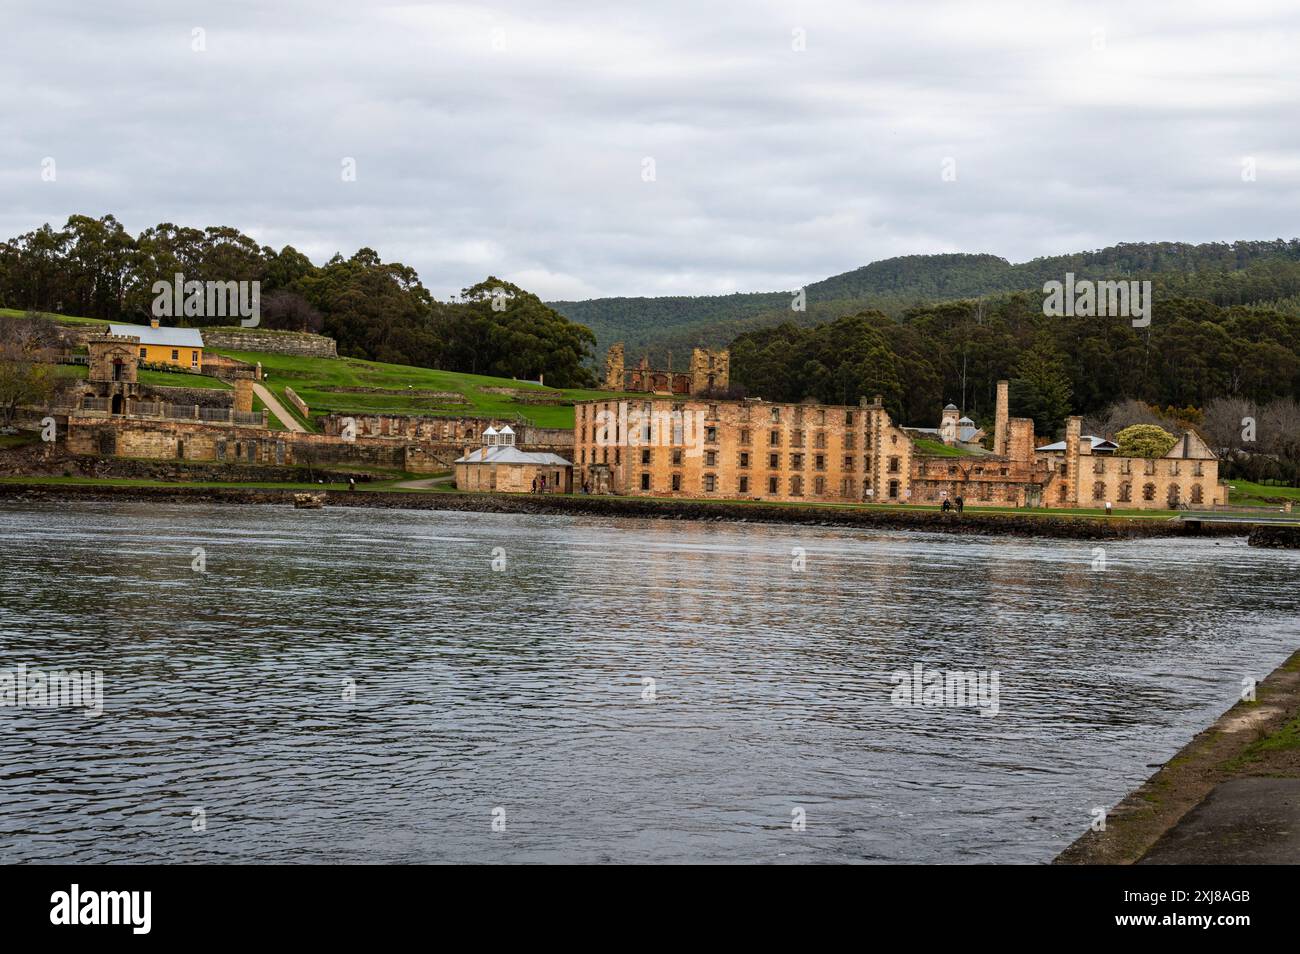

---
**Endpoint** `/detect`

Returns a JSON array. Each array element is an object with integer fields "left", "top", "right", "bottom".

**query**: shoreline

[
  {"left": 0, "top": 480, "right": 1252, "bottom": 540},
  {"left": 1055, "top": 648, "right": 1300, "bottom": 864}
]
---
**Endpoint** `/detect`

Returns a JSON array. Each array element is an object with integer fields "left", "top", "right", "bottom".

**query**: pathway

[{"left": 253, "top": 383, "right": 306, "bottom": 433}]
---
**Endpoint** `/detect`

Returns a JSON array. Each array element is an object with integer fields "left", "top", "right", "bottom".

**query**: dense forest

[
  {"left": 0, "top": 214, "right": 598, "bottom": 387},
  {"left": 551, "top": 241, "right": 1300, "bottom": 362},
  {"left": 728, "top": 294, "right": 1300, "bottom": 441}
]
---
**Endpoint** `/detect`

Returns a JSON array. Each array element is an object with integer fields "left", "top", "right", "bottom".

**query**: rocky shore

[
  {"left": 0, "top": 480, "right": 1251, "bottom": 540},
  {"left": 1248, "top": 525, "right": 1300, "bottom": 548}
]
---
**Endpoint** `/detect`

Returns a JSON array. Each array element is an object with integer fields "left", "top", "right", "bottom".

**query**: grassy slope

[
  {"left": 213, "top": 348, "right": 633, "bottom": 429},
  {"left": 1226, "top": 480, "right": 1300, "bottom": 506},
  {"left": 912, "top": 438, "right": 979, "bottom": 458},
  {"left": 3, "top": 307, "right": 631, "bottom": 428}
]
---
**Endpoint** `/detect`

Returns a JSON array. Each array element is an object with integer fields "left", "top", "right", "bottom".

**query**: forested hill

[{"left": 549, "top": 240, "right": 1300, "bottom": 361}]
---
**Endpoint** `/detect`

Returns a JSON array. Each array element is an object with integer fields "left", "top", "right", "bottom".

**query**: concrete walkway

[
  {"left": 1139, "top": 778, "right": 1300, "bottom": 864},
  {"left": 253, "top": 383, "right": 305, "bottom": 432}
]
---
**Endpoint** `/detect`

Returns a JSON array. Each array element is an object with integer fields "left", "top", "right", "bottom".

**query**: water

[{"left": 0, "top": 500, "right": 1296, "bottom": 864}]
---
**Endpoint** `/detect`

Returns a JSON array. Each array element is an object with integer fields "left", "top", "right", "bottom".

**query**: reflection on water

[{"left": 0, "top": 500, "right": 1296, "bottom": 863}]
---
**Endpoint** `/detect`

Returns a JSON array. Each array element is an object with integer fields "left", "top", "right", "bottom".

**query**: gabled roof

[
  {"left": 1164, "top": 431, "right": 1218, "bottom": 460},
  {"left": 455, "top": 445, "right": 572, "bottom": 466},
  {"left": 1036, "top": 435, "right": 1118, "bottom": 452},
  {"left": 109, "top": 322, "right": 204, "bottom": 349}
]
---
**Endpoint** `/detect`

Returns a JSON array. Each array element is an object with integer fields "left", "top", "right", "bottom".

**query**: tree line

[
  {"left": 728, "top": 294, "right": 1300, "bottom": 443},
  {"left": 0, "top": 214, "right": 597, "bottom": 387}
]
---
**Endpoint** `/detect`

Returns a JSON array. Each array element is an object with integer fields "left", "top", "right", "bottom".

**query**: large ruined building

[
  {"left": 572, "top": 380, "right": 1227, "bottom": 509},
  {"left": 603, "top": 343, "right": 729, "bottom": 395}
]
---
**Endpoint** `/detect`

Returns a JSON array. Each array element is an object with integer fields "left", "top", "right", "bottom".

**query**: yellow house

[{"left": 108, "top": 318, "right": 204, "bottom": 371}]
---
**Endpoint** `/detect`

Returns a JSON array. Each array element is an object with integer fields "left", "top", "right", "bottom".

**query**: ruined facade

[
  {"left": 572, "top": 381, "right": 1227, "bottom": 510},
  {"left": 602, "top": 343, "right": 730, "bottom": 396},
  {"left": 574, "top": 396, "right": 916, "bottom": 503}
]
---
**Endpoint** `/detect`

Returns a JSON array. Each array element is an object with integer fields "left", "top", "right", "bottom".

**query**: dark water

[{"left": 0, "top": 500, "right": 1296, "bottom": 864}]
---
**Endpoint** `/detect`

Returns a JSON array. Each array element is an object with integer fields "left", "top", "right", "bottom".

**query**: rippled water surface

[{"left": 0, "top": 500, "right": 1297, "bottom": 863}]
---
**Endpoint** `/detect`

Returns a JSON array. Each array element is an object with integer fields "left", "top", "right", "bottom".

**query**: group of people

[
  {"left": 941, "top": 495, "right": 965, "bottom": 514},
  {"left": 530, "top": 474, "right": 549, "bottom": 494}
]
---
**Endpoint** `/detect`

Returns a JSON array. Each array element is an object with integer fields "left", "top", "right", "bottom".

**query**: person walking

[{"left": 954, "top": 495, "right": 964, "bottom": 515}]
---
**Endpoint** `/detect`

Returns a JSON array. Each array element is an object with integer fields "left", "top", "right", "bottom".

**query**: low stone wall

[
  {"left": 318, "top": 413, "right": 572, "bottom": 452},
  {"left": 0, "top": 481, "right": 1253, "bottom": 540},
  {"left": 63, "top": 416, "right": 416, "bottom": 471},
  {"left": 283, "top": 386, "right": 309, "bottom": 418},
  {"left": 142, "top": 384, "right": 234, "bottom": 409},
  {"left": 201, "top": 328, "right": 337, "bottom": 358}
]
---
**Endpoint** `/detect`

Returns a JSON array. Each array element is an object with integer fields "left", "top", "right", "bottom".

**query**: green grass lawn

[
  {"left": 1227, "top": 480, "right": 1300, "bottom": 506},
  {"left": 0, "top": 433, "right": 39, "bottom": 450},
  {"left": 137, "top": 369, "right": 231, "bottom": 390},
  {"left": 0, "top": 307, "right": 109, "bottom": 326},
  {"left": 213, "top": 348, "right": 632, "bottom": 429},
  {"left": 912, "top": 437, "right": 980, "bottom": 457}
]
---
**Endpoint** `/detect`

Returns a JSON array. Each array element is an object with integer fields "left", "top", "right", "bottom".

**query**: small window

[
  {"left": 672, "top": 449, "right": 682, "bottom": 466},
  {"left": 770, "top": 430, "right": 781, "bottom": 446},
  {"left": 769, "top": 453, "right": 779, "bottom": 468},
  {"left": 671, "top": 474, "right": 681, "bottom": 491},
  {"left": 704, "top": 474, "right": 716, "bottom": 492},
  {"left": 768, "top": 476, "right": 779, "bottom": 494},
  {"left": 739, "top": 452, "right": 750, "bottom": 468},
  {"left": 139, "top": 348, "right": 147, "bottom": 359},
  {"left": 705, "top": 451, "right": 717, "bottom": 467},
  {"left": 640, "top": 473, "right": 650, "bottom": 491},
  {"left": 171, "top": 349, "right": 179, "bottom": 360},
  {"left": 641, "top": 449, "right": 651, "bottom": 465}
]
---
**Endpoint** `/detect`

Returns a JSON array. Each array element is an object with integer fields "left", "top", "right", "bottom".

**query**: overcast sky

[{"left": 2, "top": 1, "right": 1298, "bottom": 301}]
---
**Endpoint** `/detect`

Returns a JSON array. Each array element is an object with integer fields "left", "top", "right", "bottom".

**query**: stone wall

[
  {"left": 64, "top": 417, "right": 418, "bottom": 471},
  {"left": 574, "top": 396, "right": 913, "bottom": 503},
  {"left": 283, "top": 386, "right": 309, "bottom": 417},
  {"left": 319, "top": 413, "right": 572, "bottom": 452},
  {"left": 141, "top": 384, "right": 234, "bottom": 409},
  {"left": 201, "top": 328, "right": 338, "bottom": 358}
]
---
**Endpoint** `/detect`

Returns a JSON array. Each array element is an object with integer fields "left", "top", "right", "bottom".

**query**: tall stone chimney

[
  {"left": 1064, "top": 415, "right": 1082, "bottom": 507},
  {"left": 994, "top": 380, "right": 1009, "bottom": 456}
]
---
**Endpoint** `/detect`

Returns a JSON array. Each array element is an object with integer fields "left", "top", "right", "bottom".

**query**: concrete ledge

[{"left": 1055, "top": 649, "right": 1300, "bottom": 865}]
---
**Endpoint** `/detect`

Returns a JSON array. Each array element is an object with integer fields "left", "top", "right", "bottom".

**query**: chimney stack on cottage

[{"left": 150, "top": 316, "right": 160, "bottom": 329}]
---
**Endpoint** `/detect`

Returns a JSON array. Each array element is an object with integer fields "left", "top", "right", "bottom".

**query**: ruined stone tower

[
  {"left": 689, "top": 348, "right": 729, "bottom": 395},
  {"left": 604, "top": 343, "right": 625, "bottom": 391}
]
